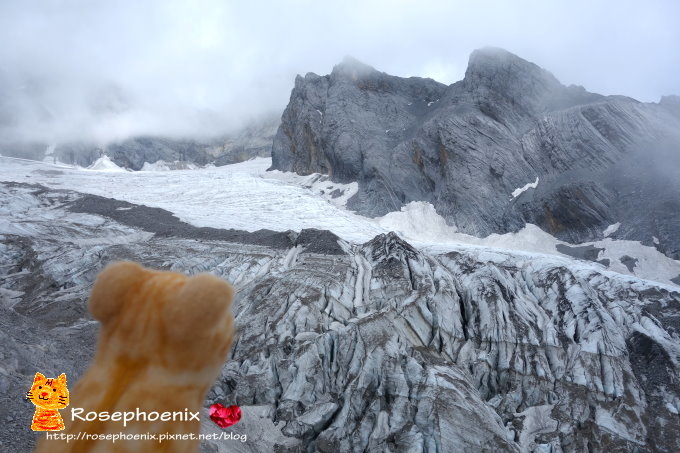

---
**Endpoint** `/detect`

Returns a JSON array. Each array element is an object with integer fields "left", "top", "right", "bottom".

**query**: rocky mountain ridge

[
  {"left": 0, "top": 114, "right": 279, "bottom": 170},
  {"left": 271, "top": 48, "right": 680, "bottom": 260}
]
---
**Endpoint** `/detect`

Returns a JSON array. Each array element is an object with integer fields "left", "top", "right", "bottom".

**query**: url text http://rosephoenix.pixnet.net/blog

[{"left": 43, "top": 431, "right": 247, "bottom": 444}]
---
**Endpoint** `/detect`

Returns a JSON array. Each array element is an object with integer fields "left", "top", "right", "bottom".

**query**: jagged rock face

[
  {"left": 271, "top": 57, "right": 448, "bottom": 184},
  {"left": 271, "top": 48, "right": 680, "bottom": 259},
  {"left": 90, "top": 136, "right": 211, "bottom": 169},
  {"left": 210, "top": 114, "right": 280, "bottom": 166},
  {"left": 2, "top": 182, "right": 678, "bottom": 452}
]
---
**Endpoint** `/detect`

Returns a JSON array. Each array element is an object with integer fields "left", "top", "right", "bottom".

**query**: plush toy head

[
  {"left": 34, "top": 262, "right": 235, "bottom": 452},
  {"left": 87, "top": 261, "right": 235, "bottom": 379}
]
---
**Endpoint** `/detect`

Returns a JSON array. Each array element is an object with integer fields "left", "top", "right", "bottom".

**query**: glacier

[{"left": 0, "top": 156, "right": 679, "bottom": 452}]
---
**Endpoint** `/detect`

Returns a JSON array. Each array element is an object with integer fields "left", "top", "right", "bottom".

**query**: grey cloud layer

[{"left": 1, "top": 0, "right": 678, "bottom": 143}]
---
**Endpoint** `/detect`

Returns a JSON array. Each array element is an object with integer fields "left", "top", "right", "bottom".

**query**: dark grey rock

[
  {"left": 294, "top": 228, "right": 346, "bottom": 255},
  {"left": 620, "top": 255, "right": 639, "bottom": 272},
  {"left": 105, "top": 136, "right": 212, "bottom": 170},
  {"left": 66, "top": 190, "right": 294, "bottom": 249},
  {"left": 555, "top": 244, "right": 604, "bottom": 262},
  {"left": 271, "top": 48, "right": 680, "bottom": 260}
]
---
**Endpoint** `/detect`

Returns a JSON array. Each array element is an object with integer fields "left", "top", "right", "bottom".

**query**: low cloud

[{"left": 1, "top": 0, "right": 678, "bottom": 144}]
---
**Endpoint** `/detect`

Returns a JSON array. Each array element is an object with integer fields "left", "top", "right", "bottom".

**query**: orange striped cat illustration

[{"left": 26, "top": 372, "right": 69, "bottom": 431}]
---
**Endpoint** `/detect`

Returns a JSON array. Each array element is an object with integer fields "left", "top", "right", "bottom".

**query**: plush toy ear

[
  {"left": 88, "top": 261, "right": 149, "bottom": 323},
  {"left": 56, "top": 373, "right": 67, "bottom": 385},
  {"left": 34, "top": 372, "right": 46, "bottom": 383},
  {"left": 164, "top": 273, "right": 234, "bottom": 339}
]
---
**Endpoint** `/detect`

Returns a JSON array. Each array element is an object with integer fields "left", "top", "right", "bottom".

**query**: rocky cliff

[{"left": 271, "top": 48, "right": 680, "bottom": 259}]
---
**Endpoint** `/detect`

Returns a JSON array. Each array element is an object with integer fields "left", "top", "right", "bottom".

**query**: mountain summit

[{"left": 271, "top": 48, "right": 680, "bottom": 258}]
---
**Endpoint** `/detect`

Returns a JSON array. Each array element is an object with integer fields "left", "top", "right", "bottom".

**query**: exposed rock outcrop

[{"left": 271, "top": 48, "right": 680, "bottom": 259}]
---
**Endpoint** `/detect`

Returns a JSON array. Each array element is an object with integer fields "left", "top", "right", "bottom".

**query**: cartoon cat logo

[{"left": 26, "top": 372, "right": 69, "bottom": 431}]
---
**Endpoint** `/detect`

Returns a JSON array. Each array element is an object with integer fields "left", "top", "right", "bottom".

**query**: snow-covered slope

[
  {"left": 140, "top": 160, "right": 200, "bottom": 171},
  {"left": 1, "top": 156, "right": 677, "bottom": 286}
]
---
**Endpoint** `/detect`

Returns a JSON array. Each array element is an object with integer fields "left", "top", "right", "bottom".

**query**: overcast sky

[{"left": 1, "top": 0, "right": 679, "bottom": 143}]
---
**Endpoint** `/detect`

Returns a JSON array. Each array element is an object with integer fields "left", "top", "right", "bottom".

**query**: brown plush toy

[{"left": 35, "top": 261, "right": 235, "bottom": 453}]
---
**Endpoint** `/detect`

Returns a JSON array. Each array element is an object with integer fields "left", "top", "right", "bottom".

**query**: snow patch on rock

[
  {"left": 511, "top": 177, "right": 539, "bottom": 198},
  {"left": 377, "top": 201, "right": 458, "bottom": 241},
  {"left": 603, "top": 222, "right": 621, "bottom": 237},
  {"left": 265, "top": 167, "right": 359, "bottom": 208}
]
